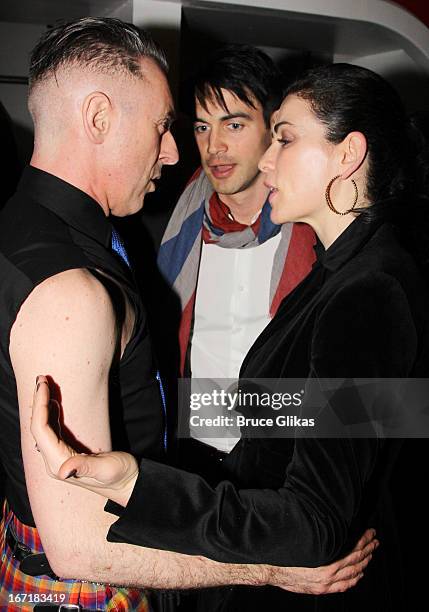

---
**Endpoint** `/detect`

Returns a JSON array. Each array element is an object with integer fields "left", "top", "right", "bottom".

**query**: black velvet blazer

[{"left": 107, "top": 216, "right": 429, "bottom": 611}]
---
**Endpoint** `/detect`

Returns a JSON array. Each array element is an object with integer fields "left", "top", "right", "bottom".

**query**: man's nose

[
  {"left": 160, "top": 130, "right": 179, "bottom": 166},
  {"left": 207, "top": 129, "right": 227, "bottom": 156}
]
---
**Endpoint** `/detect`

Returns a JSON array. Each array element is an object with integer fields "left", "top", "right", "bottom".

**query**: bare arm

[
  {"left": 30, "top": 373, "right": 377, "bottom": 594},
  {"left": 11, "top": 269, "right": 281, "bottom": 588}
]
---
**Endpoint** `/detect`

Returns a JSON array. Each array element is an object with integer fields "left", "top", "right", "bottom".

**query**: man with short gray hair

[{"left": 0, "top": 18, "right": 376, "bottom": 612}]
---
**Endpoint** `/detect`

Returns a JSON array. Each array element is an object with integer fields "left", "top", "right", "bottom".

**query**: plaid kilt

[{"left": 0, "top": 500, "right": 149, "bottom": 611}]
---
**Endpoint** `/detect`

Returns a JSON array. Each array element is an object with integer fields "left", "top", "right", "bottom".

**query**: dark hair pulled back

[{"left": 286, "top": 63, "right": 429, "bottom": 272}]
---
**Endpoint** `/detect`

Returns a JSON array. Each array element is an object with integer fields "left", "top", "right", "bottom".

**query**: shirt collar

[
  {"left": 17, "top": 166, "right": 112, "bottom": 249},
  {"left": 314, "top": 214, "right": 384, "bottom": 272}
]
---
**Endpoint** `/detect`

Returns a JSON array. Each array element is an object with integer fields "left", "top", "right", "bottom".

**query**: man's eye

[
  {"left": 194, "top": 125, "right": 208, "bottom": 134},
  {"left": 228, "top": 123, "right": 243, "bottom": 130}
]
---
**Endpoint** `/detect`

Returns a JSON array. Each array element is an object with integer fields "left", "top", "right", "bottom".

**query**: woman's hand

[{"left": 31, "top": 375, "right": 138, "bottom": 506}]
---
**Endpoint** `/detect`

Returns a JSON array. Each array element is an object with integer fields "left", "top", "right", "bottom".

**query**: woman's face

[{"left": 259, "top": 94, "right": 338, "bottom": 225}]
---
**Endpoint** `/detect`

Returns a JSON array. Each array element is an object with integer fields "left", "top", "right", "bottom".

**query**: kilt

[{"left": 0, "top": 500, "right": 149, "bottom": 611}]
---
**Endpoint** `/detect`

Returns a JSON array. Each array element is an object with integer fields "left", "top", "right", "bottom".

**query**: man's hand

[
  {"left": 31, "top": 374, "right": 378, "bottom": 594},
  {"left": 31, "top": 375, "right": 138, "bottom": 507},
  {"left": 270, "top": 528, "right": 378, "bottom": 593}
]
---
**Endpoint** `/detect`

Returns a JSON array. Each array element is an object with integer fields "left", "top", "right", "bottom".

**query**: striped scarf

[{"left": 158, "top": 168, "right": 316, "bottom": 374}]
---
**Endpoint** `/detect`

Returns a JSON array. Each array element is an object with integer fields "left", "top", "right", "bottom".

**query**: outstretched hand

[
  {"left": 271, "top": 527, "right": 379, "bottom": 593},
  {"left": 31, "top": 376, "right": 378, "bottom": 595},
  {"left": 31, "top": 375, "right": 138, "bottom": 506}
]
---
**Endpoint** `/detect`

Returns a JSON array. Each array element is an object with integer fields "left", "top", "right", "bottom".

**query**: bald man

[{"left": 0, "top": 18, "right": 376, "bottom": 612}]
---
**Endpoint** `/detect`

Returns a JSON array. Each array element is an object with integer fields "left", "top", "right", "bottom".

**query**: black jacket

[{"left": 107, "top": 216, "right": 429, "bottom": 610}]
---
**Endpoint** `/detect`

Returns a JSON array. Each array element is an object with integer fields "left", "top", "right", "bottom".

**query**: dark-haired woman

[{"left": 32, "top": 64, "right": 429, "bottom": 611}]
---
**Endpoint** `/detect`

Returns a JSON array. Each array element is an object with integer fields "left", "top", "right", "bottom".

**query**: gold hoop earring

[{"left": 325, "top": 175, "right": 358, "bottom": 216}]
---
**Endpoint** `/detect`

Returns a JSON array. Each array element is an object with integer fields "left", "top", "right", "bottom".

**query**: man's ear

[
  {"left": 82, "top": 92, "right": 112, "bottom": 144},
  {"left": 337, "top": 131, "right": 368, "bottom": 180}
]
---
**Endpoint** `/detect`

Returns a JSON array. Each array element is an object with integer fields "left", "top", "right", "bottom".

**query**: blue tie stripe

[{"left": 111, "top": 227, "right": 131, "bottom": 267}]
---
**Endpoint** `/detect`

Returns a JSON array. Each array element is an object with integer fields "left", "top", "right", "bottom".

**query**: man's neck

[
  {"left": 219, "top": 175, "right": 269, "bottom": 225},
  {"left": 30, "top": 154, "right": 109, "bottom": 217}
]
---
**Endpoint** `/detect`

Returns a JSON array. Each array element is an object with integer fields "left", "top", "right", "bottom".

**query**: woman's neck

[{"left": 311, "top": 212, "right": 358, "bottom": 250}]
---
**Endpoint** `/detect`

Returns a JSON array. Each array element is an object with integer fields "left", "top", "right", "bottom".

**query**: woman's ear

[{"left": 338, "top": 131, "right": 368, "bottom": 180}]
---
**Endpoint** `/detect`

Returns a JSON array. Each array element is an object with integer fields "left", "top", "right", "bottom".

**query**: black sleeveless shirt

[{"left": 0, "top": 166, "right": 165, "bottom": 525}]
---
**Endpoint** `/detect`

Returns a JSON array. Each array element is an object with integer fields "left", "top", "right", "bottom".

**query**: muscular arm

[{"left": 10, "top": 269, "right": 271, "bottom": 587}]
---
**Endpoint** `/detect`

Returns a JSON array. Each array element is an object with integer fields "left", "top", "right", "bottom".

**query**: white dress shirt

[{"left": 190, "top": 232, "right": 282, "bottom": 451}]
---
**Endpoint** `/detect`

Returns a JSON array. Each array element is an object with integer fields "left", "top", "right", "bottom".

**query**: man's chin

[
  {"left": 208, "top": 177, "right": 241, "bottom": 196},
  {"left": 118, "top": 198, "right": 145, "bottom": 218}
]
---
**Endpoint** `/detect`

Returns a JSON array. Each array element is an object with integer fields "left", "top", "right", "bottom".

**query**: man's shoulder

[
  {"left": 0, "top": 193, "right": 110, "bottom": 359},
  {"left": 0, "top": 184, "right": 107, "bottom": 317},
  {"left": 19, "top": 268, "right": 116, "bottom": 328},
  {"left": 0, "top": 192, "right": 87, "bottom": 281},
  {"left": 10, "top": 268, "right": 117, "bottom": 359}
]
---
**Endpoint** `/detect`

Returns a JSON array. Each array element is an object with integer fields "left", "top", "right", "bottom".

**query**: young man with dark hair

[{"left": 158, "top": 45, "right": 315, "bottom": 460}]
